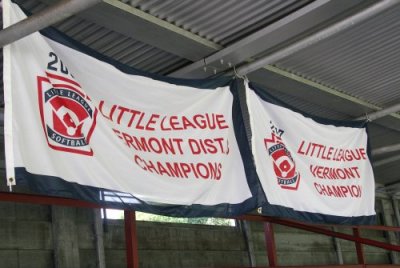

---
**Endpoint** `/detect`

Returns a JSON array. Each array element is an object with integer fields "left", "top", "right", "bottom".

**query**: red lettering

[
  {"left": 112, "top": 128, "right": 123, "bottom": 140},
  {"left": 135, "top": 112, "right": 146, "bottom": 130},
  {"left": 170, "top": 116, "right": 183, "bottom": 130},
  {"left": 188, "top": 139, "right": 201, "bottom": 155},
  {"left": 117, "top": 106, "right": 130, "bottom": 124},
  {"left": 340, "top": 186, "right": 349, "bottom": 197},
  {"left": 160, "top": 116, "right": 170, "bottom": 131},
  {"left": 297, "top": 140, "right": 306, "bottom": 155},
  {"left": 180, "top": 163, "right": 191, "bottom": 178},
  {"left": 204, "top": 139, "right": 217, "bottom": 154},
  {"left": 127, "top": 109, "right": 142, "bottom": 127},
  {"left": 122, "top": 132, "right": 136, "bottom": 149},
  {"left": 99, "top": 101, "right": 116, "bottom": 121},
  {"left": 360, "top": 148, "right": 367, "bottom": 160},
  {"left": 193, "top": 114, "right": 206, "bottom": 129},
  {"left": 182, "top": 116, "right": 196, "bottom": 129},
  {"left": 326, "top": 147, "right": 333, "bottom": 160},
  {"left": 134, "top": 155, "right": 146, "bottom": 170},
  {"left": 216, "top": 114, "right": 228, "bottom": 129}
]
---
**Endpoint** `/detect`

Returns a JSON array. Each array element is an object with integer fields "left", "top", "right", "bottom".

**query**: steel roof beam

[
  {"left": 357, "top": 102, "right": 400, "bottom": 122},
  {"left": 0, "top": 0, "right": 102, "bottom": 47},
  {"left": 46, "top": 0, "right": 367, "bottom": 77},
  {"left": 231, "top": 0, "right": 400, "bottom": 125},
  {"left": 171, "top": 0, "right": 368, "bottom": 78},
  {"left": 235, "top": 0, "right": 398, "bottom": 76},
  {"left": 373, "top": 155, "right": 400, "bottom": 168},
  {"left": 256, "top": 66, "right": 400, "bottom": 125},
  {"left": 372, "top": 144, "right": 400, "bottom": 156},
  {"left": 72, "top": 0, "right": 222, "bottom": 62}
]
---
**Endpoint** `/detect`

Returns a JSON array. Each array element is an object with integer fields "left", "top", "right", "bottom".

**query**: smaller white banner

[{"left": 246, "top": 83, "right": 375, "bottom": 217}]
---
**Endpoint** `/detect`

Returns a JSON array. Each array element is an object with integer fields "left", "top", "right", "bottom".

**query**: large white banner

[
  {"left": 246, "top": 83, "right": 375, "bottom": 218},
  {"left": 3, "top": 3, "right": 253, "bottom": 209}
]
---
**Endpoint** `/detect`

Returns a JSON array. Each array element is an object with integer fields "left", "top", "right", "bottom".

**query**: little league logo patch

[
  {"left": 264, "top": 121, "right": 300, "bottom": 190},
  {"left": 37, "top": 71, "right": 97, "bottom": 156}
]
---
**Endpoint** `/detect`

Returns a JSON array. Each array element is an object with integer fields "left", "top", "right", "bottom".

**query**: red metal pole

[
  {"left": 237, "top": 215, "right": 400, "bottom": 252},
  {"left": 0, "top": 192, "right": 103, "bottom": 208},
  {"left": 124, "top": 210, "right": 139, "bottom": 268},
  {"left": 264, "top": 222, "right": 278, "bottom": 267},
  {"left": 353, "top": 227, "right": 365, "bottom": 265},
  {"left": 237, "top": 214, "right": 400, "bottom": 232}
]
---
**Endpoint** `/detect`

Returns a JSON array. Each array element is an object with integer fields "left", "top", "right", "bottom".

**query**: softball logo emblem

[
  {"left": 264, "top": 121, "right": 300, "bottom": 190},
  {"left": 37, "top": 63, "right": 97, "bottom": 156}
]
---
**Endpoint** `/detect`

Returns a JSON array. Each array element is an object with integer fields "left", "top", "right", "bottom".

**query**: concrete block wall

[
  {"left": 247, "top": 200, "right": 396, "bottom": 266},
  {"left": 333, "top": 200, "right": 393, "bottom": 265},
  {"left": 74, "top": 207, "right": 249, "bottom": 268},
  {"left": 0, "top": 202, "right": 53, "bottom": 268},
  {"left": 0, "top": 198, "right": 398, "bottom": 267},
  {"left": 249, "top": 222, "right": 338, "bottom": 266}
]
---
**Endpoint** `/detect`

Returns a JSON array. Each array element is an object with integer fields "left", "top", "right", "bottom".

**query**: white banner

[
  {"left": 4, "top": 3, "right": 252, "bottom": 208},
  {"left": 246, "top": 83, "right": 375, "bottom": 218}
]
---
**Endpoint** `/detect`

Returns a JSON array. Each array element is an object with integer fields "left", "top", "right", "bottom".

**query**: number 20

[{"left": 47, "top": 52, "right": 71, "bottom": 76}]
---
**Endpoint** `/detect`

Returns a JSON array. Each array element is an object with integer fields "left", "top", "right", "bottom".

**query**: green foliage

[{"left": 135, "top": 212, "right": 234, "bottom": 226}]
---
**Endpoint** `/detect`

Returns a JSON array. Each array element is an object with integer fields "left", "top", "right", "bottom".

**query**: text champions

[
  {"left": 98, "top": 100, "right": 231, "bottom": 181},
  {"left": 297, "top": 140, "right": 368, "bottom": 199}
]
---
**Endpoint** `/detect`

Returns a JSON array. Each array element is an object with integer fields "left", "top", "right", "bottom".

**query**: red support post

[
  {"left": 353, "top": 227, "right": 365, "bottom": 265},
  {"left": 264, "top": 222, "right": 278, "bottom": 267},
  {"left": 124, "top": 210, "right": 139, "bottom": 268},
  {"left": 237, "top": 215, "right": 400, "bottom": 252}
]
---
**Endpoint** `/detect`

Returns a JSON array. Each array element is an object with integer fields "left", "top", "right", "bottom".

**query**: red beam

[
  {"left": 237, "top": 214, "right": 400, "bottom": 232},
  {"left": 124, "top": 210, "right": 139, "bottom": 268},
  {"left": 237, "top": 215, "right": 400, "bottom": 252},
  {"left": 264, "top": 222, "right": 277, "bottom": 266},
  {"left": 0, "top": 192, "right": 398, "bottom": 232},
  {"left": 266, "top": 264, "right": 400, "bottom": 268},
  {"left": 0, "top": 192, "right": 103, "bottom": 208},
  {"left": 1, "top": 192, "right": 400, "bottom": 254},
  {"left": 203, "top": 265, "right": 400, "bottom": 268},
  {"left": 353, "top": 228, "right": 365, "bottom": 264}
]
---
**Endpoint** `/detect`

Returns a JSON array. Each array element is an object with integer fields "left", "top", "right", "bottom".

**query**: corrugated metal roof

[
  {"left": 15, "top": 0, "right": 190, "bottom": 75},
  {"left": 265, "top": 88, "right": 351, "bottom": 120},
  {"left": 368, "top": 124, "right": 400, "bottom": 149},
  {"left": 54, "top": 16, "right": 190, "bottom": 74},
  {"left": 122, "top": 0, "right": 313, "bottom": 46},
  {"left": 374, "top": 160, "right": 400, "bottom": 185},
  {"left": 274, "top": 4, "right": 400, "bottom": 109}
]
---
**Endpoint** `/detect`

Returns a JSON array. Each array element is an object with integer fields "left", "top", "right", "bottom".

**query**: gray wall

[{"left": 0, "top": 198, "right": 398, "bottom": 268}]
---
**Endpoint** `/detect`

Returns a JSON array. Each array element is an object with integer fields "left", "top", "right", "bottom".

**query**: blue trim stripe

[
  {"left": 15, "top": 166, "right": 257, "bottom": 218},
  {"left": 249, "top": 82, "right": 366, "bottom": 128}
]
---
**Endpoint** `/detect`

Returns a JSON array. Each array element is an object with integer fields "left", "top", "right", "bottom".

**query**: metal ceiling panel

[
  {"left": 368, "top": 124, "right": 400, "bottom": 149},
  {"left": 374, "top": 160, "right": 400, "bottom": 185},
  {"left": 55, "top": 17, "right": 190, "bottom": 74},
  {"left": 263, "top": 87, "right": 350, "bottom": 120},
  {"left": 14, "top": 0, "right": 190, "bottom": 75},
  {"left": 274, "top": 4, "right": 400, "bottom": 108},
  {"left": 123, "top": 0, "right": 313, "bottom": 46}
]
